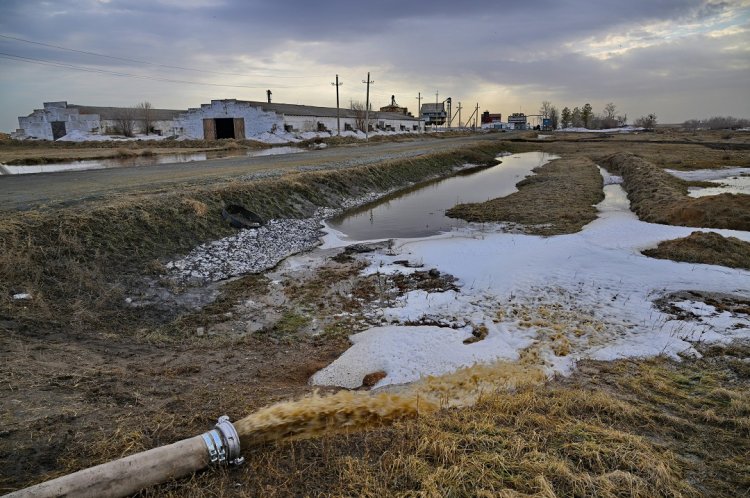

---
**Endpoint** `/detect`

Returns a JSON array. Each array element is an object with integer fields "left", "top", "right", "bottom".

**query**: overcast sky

[{"left": 1, "top": 0, "right": 748, "bottom": 131}]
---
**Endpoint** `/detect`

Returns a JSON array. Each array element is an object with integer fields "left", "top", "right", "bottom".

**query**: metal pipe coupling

[{"left": 201, "top": 415, "right": 244, "bottom": 466}]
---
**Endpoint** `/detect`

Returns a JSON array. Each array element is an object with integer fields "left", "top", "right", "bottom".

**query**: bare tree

[
  {"left": 539, "top": 101, "right": 553, "bottom": 118},
  {"left": 548, "top": 106, "right": 559, "bottom": 130},
  {"left": 350, "top": 101, "right": 368, "bottom": 132},
  {"left": 136, "top": 101, "right": 153, "bottom": 135},
  {"left": 634, "top": 113, "right": 657, "bottom": 130},
  {"left": 601, "top": 102, "right": 619, "bottom": 129},
  {"left": 539, "top": 101, "right": 559, "bottom": 130},
  {"left": 113, "top": 108, "right": 136, "bottom": 137}
]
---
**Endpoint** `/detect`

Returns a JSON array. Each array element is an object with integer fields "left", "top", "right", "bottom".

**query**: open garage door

[{"left": 203, "top": 118, "right": 245, "bottom": 140}]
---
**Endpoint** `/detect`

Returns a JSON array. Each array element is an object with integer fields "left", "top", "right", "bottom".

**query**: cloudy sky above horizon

[{"left": 1, "top": 0, "right": 748, "bottom": 132}]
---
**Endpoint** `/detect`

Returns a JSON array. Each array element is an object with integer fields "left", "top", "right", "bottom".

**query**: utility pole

[
  {"left": 416, "top": 92, "right": 422, "bottom": 132},
  {"left": 435, "top": 91, "right": 439, "bottom": 129},
  {"left": 475, "top": 103, "right": 479, "bottom": 129},
  {"left": 446, "top": 98, "right": 452, "bottom": 129},
  {"left": 455, "top": 101, "right": 463, "bottom": 128},
  {"left": 331, "top": 74, "right": 343, "bottom": 136},
  {"left": 362, "top": 72, "right": 374, "bottom": 140}
]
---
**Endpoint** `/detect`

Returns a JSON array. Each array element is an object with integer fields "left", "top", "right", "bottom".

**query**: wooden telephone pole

[
  {"left": 331, "top": 75, "right": 343, "bottom": 135},
  {"left": 362, "top": 72, "right": 374, "bottom": 140}
]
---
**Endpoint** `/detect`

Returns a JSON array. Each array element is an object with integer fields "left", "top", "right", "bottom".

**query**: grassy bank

[
  {"left": 602, "top": 152, "right": 750, "bottom": 230},
  {"left": 0, "top": 142, "right": 508, "bottom": 335},
  {"left": 446, "top": 157, "right": 604, "bottom": 235}
]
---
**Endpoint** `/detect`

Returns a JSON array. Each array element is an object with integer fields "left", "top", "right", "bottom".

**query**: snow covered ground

[
  {"left": 56, "top": 130, "right": 172, "bottom": 142},
  {"left": 312, "top": 169, "right": 750, "bottom": 389},
  {"left": 665, "top": 167, "right": 750, "bottom": 197}
]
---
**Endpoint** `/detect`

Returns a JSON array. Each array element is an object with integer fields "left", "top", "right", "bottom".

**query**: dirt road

[{"left": 0, "top": 135, "right": 496, "bottom": 211}]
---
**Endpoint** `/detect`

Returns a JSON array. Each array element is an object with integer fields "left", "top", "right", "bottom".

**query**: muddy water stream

[
  {"left": 0, "top": 146, "right": 305, "bottom": 175},
  {"left": 328, "top": 151, "right": 557, "bottom": 240}
]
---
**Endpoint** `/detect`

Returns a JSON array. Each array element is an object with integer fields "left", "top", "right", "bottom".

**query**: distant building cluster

[
  {"left": 13, "top": 99, "right": 421, "bottom": 141},
  {"left": 14, "top": 98, "right": 536, "bottom": 141}
]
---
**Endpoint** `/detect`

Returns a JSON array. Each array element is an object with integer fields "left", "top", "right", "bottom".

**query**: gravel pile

[
  {"left": 166, "top": 161, "right": 483, "bottom": 285},
  {"left": 166, "top": 194, "right": 385, "bottom": 285}
]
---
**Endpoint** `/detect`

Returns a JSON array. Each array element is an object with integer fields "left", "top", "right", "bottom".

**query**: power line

[
  {"left": 0, "top": 33, "right": 324, "bottom": 79},
  {"left": 0, "top": 51, "right": 321, "bottom": 89}
]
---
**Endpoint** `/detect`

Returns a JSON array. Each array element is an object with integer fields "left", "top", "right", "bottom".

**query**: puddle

[
  {"left": 327, "top": 152, "right": 557, "bottom": 240},
  {"left": 0, "top": 146, "right": 305, "bottom": 175}
]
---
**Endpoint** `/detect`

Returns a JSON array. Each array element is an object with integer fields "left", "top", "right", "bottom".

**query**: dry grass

[
  {"left": 446, "top": 157, "right": 604, "bottom": 235},
  {"left": 643, "top": 231, "right": 750, "bottom": 269},
  {"left": 602, "top": 152, "right": 750, "bottom": 230},
  {"left": 129, "top": 342, "right": 750, "bottom": 497}
]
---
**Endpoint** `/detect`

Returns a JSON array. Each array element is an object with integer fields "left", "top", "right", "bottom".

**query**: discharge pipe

[{"left": 4, "top": 416, "right": 243, "bottom": 498}]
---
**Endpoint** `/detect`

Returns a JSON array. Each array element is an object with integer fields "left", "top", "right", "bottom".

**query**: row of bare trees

[{"left": 683, "top": 116, "right": 750, "bottom": 131}]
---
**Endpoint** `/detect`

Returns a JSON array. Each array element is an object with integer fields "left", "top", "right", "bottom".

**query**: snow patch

[{"left": 313, "top": 170, "right": 750, "bottom": 388}]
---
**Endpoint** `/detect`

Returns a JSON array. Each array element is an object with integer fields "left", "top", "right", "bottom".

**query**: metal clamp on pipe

[{"left": 201, "top": 415, "right": 244, "bottom": 466}]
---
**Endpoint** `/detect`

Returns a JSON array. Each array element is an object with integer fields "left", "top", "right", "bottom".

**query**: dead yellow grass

[
  {"left": 643, "top": 231, "right": 750, "bottom": 269},
  {"left": 447, "top": 157, "right": 604, "bottom": 235},
  {"left": 602, "top": 152, "right": 750, "bottom": 230},
  {"left": 145, "top": 342, "right": 746, "bottom": 497}
]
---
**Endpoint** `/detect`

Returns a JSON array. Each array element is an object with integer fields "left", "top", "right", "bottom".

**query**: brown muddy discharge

[
  {"left": 235, "top": 361, "right": 545, "bottom": 447},
  {"left": 236, "top": 391, "right": 436, "bottom": 446}
]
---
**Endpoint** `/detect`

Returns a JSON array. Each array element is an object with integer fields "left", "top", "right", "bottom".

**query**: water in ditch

[
  {"left": 0, "top": 146, "right": 305, "bottom": 175},
  {"left": 327, "top": 151, "right": 557, "bottom": 240}
]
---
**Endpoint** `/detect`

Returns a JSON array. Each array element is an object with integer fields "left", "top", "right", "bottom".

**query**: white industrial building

[{"left": 14, "top": 99, "right": 421, "bottom": 141}]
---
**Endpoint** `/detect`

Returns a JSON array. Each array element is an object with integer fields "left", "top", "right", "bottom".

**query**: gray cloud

[{"left": 1, "top": 0, "right": 748, "bottom": 130}]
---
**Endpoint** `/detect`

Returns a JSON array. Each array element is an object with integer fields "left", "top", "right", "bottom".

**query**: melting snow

[
  {"left": 312, "top": 168, "right": 750, "bottom": 388},
  {"left": 665, "top": 167, "right": 750, "bottom": 197}
]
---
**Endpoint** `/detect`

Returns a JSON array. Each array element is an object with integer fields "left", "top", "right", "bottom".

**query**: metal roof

[
  {"left": 231, "top": 100, "right": 419, "bottom": 121},
  {"left": 63, "top": 100, "right": 419, "bottom": 122},
  {"left": 68, "top": 105, "right": 186, "bottom": 121}
]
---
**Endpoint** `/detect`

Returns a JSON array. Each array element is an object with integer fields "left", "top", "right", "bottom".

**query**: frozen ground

[{"left": 312, "top": 169, "right": 750, "bottom": 389}]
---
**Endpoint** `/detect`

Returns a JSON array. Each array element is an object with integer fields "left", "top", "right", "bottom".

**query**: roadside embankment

[
  {"left": 602, "top": 152, "right": 750, "bottom": 230},
  {"left": 0, "top": 142, "right": 508, "bottom": 334},
  {"left": 446, "top": 157, "right": 604, "bottom": 235}
]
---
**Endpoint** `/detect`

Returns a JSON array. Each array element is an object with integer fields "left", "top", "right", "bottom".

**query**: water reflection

[
  {"left": 0, "top": 146, "right": 305, "bottom": 175},
  {"left": 329, "top": 151, "right": 557, "bottom": 240}
]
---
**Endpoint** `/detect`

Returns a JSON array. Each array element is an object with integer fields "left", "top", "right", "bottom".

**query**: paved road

[{"left": 0, "top": 135, "right": 498, "bottom": 211}]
